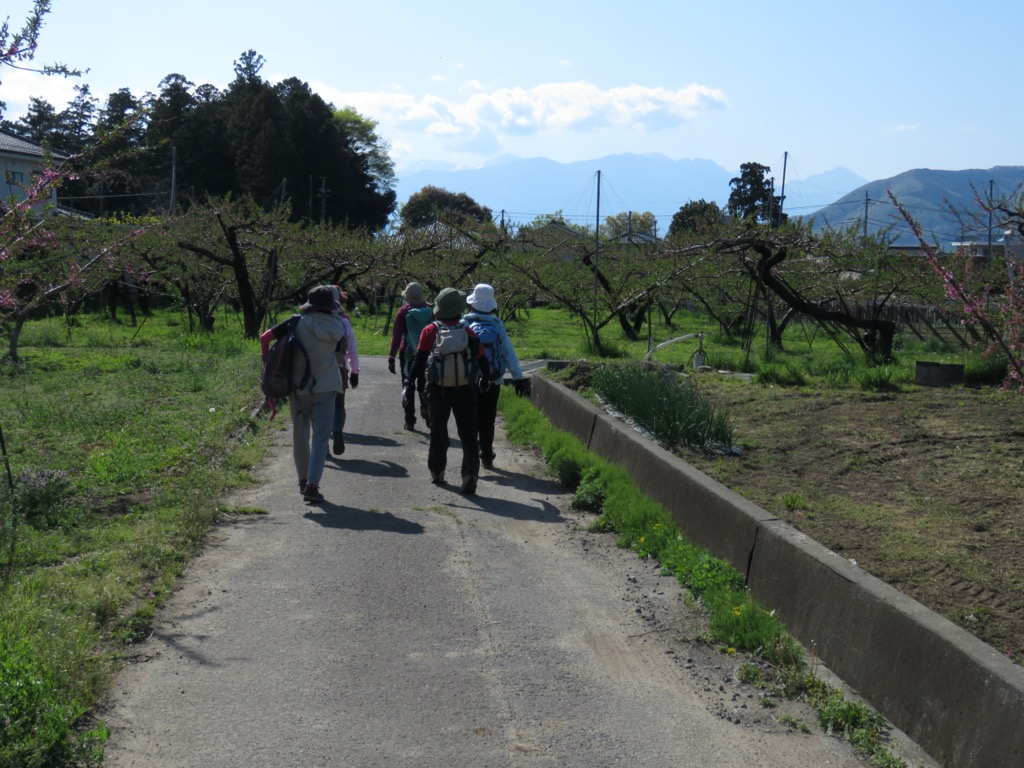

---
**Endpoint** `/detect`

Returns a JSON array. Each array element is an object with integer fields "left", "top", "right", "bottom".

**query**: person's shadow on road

[
  {"left": 303, "top": 505, "right": 425, "bottom": 534},
  {"left": 325, "top": 458, "right": 408, "bottom": 478}
]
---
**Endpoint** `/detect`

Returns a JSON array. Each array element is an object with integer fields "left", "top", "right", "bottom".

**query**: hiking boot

[
  {"left": 481, "top": 453, "right": 495, "bottom": 469},
  {"left": 332, "top": 430, "right": 345, "bottom": 455},
  {"left": 299, "top": 479, "right": 307, "bottom": 493},
  {"left": 430, "top": 471, "right": 445, "bottom": 485},
  {"left": 461, "top": 475, "right": 478, "bottom": 495},
  {"left": 405, "top": 419, "right": 416, "bottom": 430},
  {"left": 303, "top": 484, "right": 325, "bottom": 503}
]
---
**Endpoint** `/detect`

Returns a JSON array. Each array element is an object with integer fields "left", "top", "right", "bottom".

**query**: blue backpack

[
  {"left": 260, "top": 315, "right": 312, "bottom": 398},
  {"left": 467, "top": 315, "right": 506, "bottom": 381}
]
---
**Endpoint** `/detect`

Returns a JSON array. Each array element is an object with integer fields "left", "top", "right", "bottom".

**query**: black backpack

[{"left": 260, "top": 315, "right": 313, "bottom": 398}]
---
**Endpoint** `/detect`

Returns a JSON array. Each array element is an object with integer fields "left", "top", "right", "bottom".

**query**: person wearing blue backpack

[
  {"left": 387, "top": 281, "right": 434, "bottom": 430},
  {"left": 464, "top": 283, "right": 529, "bottom": 469}
]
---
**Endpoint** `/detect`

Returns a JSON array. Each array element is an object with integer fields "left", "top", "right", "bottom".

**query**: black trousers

[
  {"left": 477, "top": 382, "right": 501, "bottom": 460},
  {"left": 425, "top": 382, "right": 479, "bottom": 479},
  {"left": 401, "top": 347, "right": 427, "bottom": 424}
]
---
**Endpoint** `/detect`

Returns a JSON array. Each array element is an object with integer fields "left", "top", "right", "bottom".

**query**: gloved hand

[
  {"left": 513, "top": 378, "right": 531, "bottom": 397},
  {"left": 349, "top": 373, "right": 359, "bottom": 389},
  {"left": 401, "top": 386, "right": 411, "bottom": 410},
  {"left": 478, "top": 377, "right": 492, "bottom": 394},
  {"left": 387, "top": 357, "right": 396, "bottom": 374}
]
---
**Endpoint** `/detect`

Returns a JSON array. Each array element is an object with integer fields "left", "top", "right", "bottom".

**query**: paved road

[{"left": 99, "top": 356, "right": 877, "bottom": 768}]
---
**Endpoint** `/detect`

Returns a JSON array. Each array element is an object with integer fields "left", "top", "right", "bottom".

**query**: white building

[{"left": 0, "top": 128, "right": 63, "bottom": 210}]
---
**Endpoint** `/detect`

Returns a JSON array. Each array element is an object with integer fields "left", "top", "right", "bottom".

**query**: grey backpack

[{"left": 427, "top": 321, "right": 473, "bottom": 386}]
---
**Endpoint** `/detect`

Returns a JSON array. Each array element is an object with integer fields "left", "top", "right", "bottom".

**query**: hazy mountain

[
  {"left": 806, "top": 167, "right": 1024, "bottom": 247},
  {"left": 394, "top": 153, "right": 866, "bottom": 228}
]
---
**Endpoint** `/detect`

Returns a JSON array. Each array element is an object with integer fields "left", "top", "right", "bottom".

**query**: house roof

[{"left": 0, "top": 128, "right": 64, "bottom": 160}]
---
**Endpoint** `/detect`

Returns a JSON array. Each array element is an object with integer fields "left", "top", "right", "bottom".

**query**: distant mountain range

[
  {"left": 394, "top": 154, "right": 1024, "bottom": 248},
  {"left": 805, "top": 167, "right": 1024, "bottom": 247},
  {"left": 394, "top": 153, "right": 865, "bottom": 230}
]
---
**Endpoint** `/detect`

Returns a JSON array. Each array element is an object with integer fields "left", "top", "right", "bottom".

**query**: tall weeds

[{"left": 591, "top": 363, "right": 733, "bottom": 452}]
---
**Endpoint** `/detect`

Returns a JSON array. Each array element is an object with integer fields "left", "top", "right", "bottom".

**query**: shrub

[{"left": 855, "top": 365, "right": 900, "bottom": 392}]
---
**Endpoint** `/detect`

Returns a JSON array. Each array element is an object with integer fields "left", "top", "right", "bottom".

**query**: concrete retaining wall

[{"left": 529, "top": 374, "right": 1024, "bottom": 768}]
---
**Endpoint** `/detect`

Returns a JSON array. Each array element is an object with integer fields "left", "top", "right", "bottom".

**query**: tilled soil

[{"left": 679, "top": 377, "right": 1024, "bottom": 662}]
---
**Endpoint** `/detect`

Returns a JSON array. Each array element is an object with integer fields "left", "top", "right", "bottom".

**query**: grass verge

[{"left": 0, "top": 311, "right": 268, "bottom": 766}]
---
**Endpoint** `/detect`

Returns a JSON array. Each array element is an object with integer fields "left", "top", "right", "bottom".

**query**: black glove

[
  {"left": 401, "top": 386, "right": 411, "bottom": 410},
  {"left": 349, "top": 373, "right": 359, "bottom": 389},
  {"left": 513, "top": 378, "right": 531, "bottom": 397},
  {"left": 387, "top": 357, "right": 396, "bottom": 374},
  {"left": 478, "top": 377, "right": 492, "bottom": 394}
]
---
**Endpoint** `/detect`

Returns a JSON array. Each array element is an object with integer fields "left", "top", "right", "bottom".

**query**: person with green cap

[
  {"left": 407, "top": 287, "right": 491, "bottom": 494},
  {"left": 387, "top": 281, "right": 433, "bottom": 430}
]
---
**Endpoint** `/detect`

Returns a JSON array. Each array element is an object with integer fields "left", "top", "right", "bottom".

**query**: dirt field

[{"left": 684, "top": 376, "right": 1024, "bottom": 662}]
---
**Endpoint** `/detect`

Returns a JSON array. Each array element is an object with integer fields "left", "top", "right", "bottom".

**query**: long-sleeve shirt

[
  {"left": 337, "top": 315, "right": 359, "bottom": 375},
  {"left": 388, "top": 302, "right": 432, "bottom": 358}
]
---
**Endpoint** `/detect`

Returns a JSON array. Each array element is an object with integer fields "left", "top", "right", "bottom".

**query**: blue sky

[{"left": 3, "top": 0, "right": 1021, "bottom": 184}]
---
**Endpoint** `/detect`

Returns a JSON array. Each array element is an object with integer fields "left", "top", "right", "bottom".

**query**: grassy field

[{"left": 1, "top": 311, "right": 266, "bottom": 765}]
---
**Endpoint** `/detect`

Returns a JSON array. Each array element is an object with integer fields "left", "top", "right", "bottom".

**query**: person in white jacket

[
  {"left": 463, "top": 284, "right": 529, "bottom": 469},
  {"left": 260, "top": 285, "right": 346, "bottom": 503}
]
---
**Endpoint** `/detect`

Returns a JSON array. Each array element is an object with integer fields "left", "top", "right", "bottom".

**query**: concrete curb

[{"left": 530, "top": 374, "right": 1024, "bottom": 768}]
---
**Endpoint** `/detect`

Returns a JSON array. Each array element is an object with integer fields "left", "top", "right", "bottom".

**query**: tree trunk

[{"left": 6, "top": 316, "right": 26, "bottom": 362}]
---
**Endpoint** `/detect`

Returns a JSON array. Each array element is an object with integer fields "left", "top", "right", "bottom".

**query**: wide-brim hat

[
  {"left": 467, "top": 283, "right": 497, "bottom": 313},
  {"left": 402, "top": 281, "right": 424, "bottom": 304},
  {"left": 301, "top": 285, "right": 336, "bottom": 311},
  {"left": 434, "top": 287, "right": 466, "bottom": 320}
]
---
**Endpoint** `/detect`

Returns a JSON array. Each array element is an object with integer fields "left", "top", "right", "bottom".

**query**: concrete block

[
  {"left": 748, "top": 521, "right": 1024, "bottom": 768},
  {"left": 588, "top": 412, "right": 772, "bottom": 576},
  {"left": 531, "top": 376, "right": 598, "bottom": 449}
]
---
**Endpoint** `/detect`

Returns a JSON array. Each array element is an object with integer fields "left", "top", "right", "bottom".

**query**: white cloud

[
  {"left": 324, "top": 80, "right": 728, "bottom": 156},
  {"left": 2, "top": 69, "right": 80, "bottom": 118}
]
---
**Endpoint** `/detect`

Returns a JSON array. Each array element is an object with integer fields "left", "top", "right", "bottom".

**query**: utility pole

[
  {"left": 987, "top": 179, "right": 994, "bottom": 260},
  {"left": 593, "top": 170, "right": 601, "bottom": 345},
  {"left": 863, "top": 191, "right": 869, "bottom": 239},
  {"left": 778, "top": 151, "right": 788, "bottom": 225},
  {"left": 319, "top": 176, "right": 328, "bottom": 225},
  {"left": 168, "top": 145, "right": 177, "bottom": 215}
]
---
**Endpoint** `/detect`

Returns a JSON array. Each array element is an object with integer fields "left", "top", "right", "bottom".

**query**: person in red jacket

[{"left": 407, "top": 287, "right": 490, "bottom": 494}]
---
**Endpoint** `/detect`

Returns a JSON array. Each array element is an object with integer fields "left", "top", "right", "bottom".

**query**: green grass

[
  {"left": 0, "top": 311, "right": 267, "bottom": 766},
  {"left": 498, "top": 387, "right": 906, "bottom": 767}
]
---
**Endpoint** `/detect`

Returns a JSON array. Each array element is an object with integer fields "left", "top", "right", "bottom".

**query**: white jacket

[{"left": 293, "top": 310, "right": 346, "bottom": 394}]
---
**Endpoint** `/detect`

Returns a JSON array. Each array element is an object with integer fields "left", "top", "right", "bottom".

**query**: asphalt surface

[{"left": 98, "top": 356, "right": 877, "bottom": 768}]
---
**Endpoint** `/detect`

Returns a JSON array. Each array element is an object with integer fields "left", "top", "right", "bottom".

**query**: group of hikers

[{"left": 260, "top": 281, "right": 528, "bottom": 504}]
